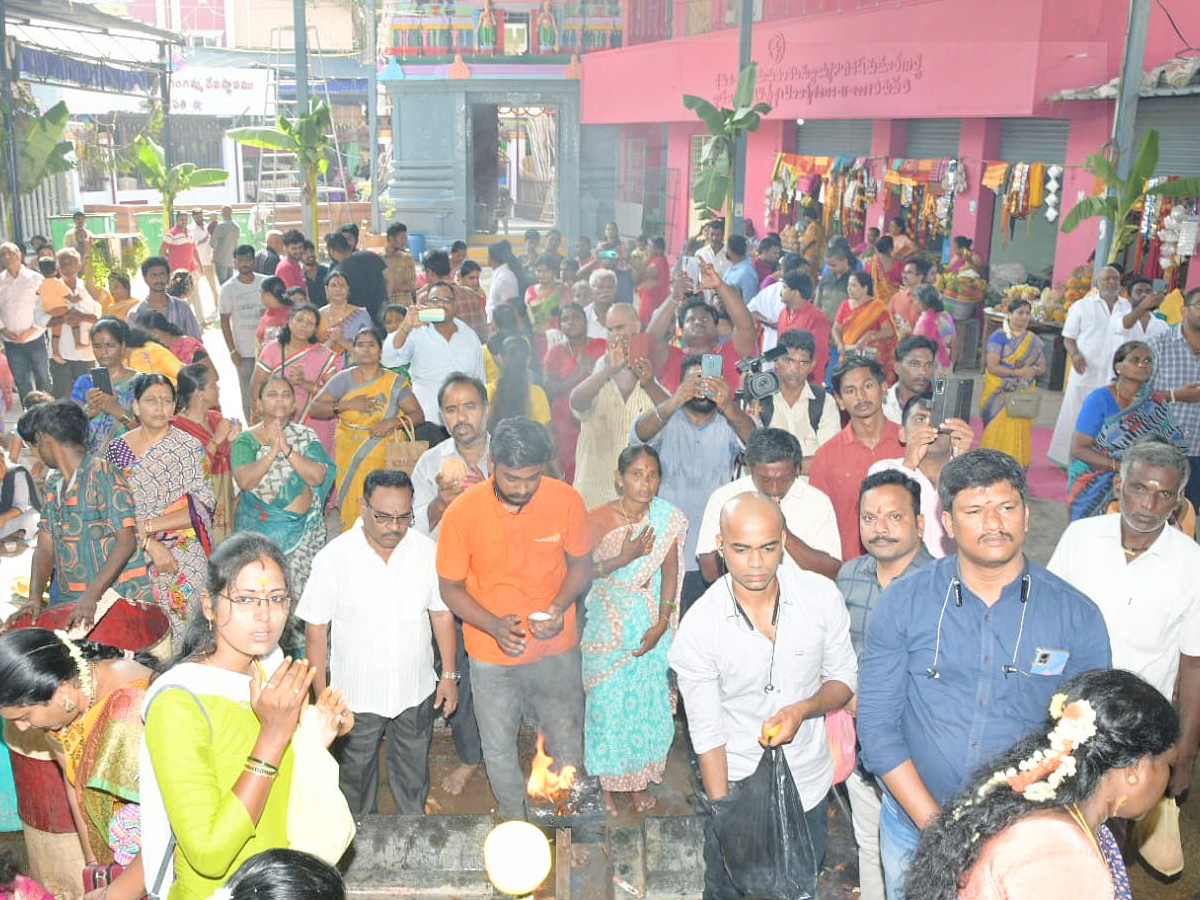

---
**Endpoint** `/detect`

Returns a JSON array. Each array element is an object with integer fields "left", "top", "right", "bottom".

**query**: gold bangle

[{"left": 243, "top": 761, "right": 277, "bottom": 779}]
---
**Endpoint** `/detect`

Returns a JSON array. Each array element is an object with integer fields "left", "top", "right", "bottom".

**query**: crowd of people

[{"left": 0, "top": 212, "right": 1197, "bottom": 900}]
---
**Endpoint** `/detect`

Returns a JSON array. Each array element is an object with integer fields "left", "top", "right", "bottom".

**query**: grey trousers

[
  {"left": 470, "top": 645, "right": 585, "bottom": 820},
  {"left": 336, "top": 692, "right": 435, "bottom": 816}
]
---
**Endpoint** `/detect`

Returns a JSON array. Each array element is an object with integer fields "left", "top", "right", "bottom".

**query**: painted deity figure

[
  {"left": 477, "top": 0, "right": 498, "bottom": 54},
  {"left": 537, "top": 0, "right": 559, "bottom": 53}
]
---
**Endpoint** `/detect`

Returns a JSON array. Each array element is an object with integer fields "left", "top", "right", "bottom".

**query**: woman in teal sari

[
  {"left": 581, "top": 444, "right": 687, "bottom": 816},
  {"left": 231, "top": 375, "right": 334, "bottom": 654},
  {"left": 1067, "top": 340, "right": 1181, "bottom": 520}
]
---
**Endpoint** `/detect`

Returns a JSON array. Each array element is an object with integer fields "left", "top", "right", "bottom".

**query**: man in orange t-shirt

[{"left": 437, "top": 416, "right": 593, "bottom": 820}]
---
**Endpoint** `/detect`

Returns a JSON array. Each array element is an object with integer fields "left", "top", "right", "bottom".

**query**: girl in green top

[{"left": 140, "top": 533, "right": 352, "bottom": 900}]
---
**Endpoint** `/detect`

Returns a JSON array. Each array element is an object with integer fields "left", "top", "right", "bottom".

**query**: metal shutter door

[
  {"left": 999, "top": 119, "right": 1070, "bottom": 164},
  {"left": 904, "top": 118, "right": 960, "bottom": 158},
  {"left": 794, "top": 119, "right": 874, "bottom": 156},
  {"left": 1133, "top": 97, "right": 1200, "bottom": 177}
]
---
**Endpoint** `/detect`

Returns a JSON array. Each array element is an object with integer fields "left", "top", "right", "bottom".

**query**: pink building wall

[{"left": 583, "top": 0, "right": 1200, "bottom": 279}]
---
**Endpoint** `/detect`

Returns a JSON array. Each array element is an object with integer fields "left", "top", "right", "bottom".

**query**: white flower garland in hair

[
  {"left": 53, "top": 629, "right": 93, "bottom": 700},
  {"left": 974, "top": 693, "right": 1097, "bottom": 803}
]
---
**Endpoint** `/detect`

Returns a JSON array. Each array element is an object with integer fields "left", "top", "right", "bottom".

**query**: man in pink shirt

[{"left": 274, "top": 229, "right": 307, "bottom": 292}]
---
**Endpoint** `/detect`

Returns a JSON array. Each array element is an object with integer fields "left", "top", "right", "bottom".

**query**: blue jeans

[{"left": 879, "top": 791, "right": 922, "bottom": 900}]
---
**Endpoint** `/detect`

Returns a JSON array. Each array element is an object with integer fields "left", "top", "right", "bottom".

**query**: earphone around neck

[
  {"left": 927, "top": 571, "right": 1032, "bottom": 680},
  {"left": 726, "top": 574, "right": 782, "bottom": 693}
]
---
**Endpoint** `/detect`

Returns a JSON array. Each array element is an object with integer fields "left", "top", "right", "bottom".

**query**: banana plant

[
  {"left": 1061, "top": 129, "right": 1200, "bottom": 265},
  {"left": 127, "top": 134, "right": 228, "bottom": 229},
  {"left": 0, "top": 100, "right": 76, "bottom": 237},
  {"left": 683, "top": 62, "right": 772, "bottom": 240},
  {"left": 227, "top": 98, "right": 335, "bottom": 238}
]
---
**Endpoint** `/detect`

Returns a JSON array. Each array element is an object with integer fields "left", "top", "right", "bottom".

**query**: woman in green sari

[
  {"left": 232, "top": 376, "right": 334, "bottom": 653},
  {"left": 581, "top": 444, "right": 687, "bottom": 816}
]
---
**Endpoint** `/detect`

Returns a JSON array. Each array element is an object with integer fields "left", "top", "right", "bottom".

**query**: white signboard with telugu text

[{"left": 169, "top": 67, "right": 271, "bottom": 118}]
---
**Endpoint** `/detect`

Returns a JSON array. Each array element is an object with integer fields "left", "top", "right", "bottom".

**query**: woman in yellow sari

[
  {"left": 833, "top": 270, "right": 897, "bottom": 380},
  {"left": 309, "top": 327, "right": 425, "bottom": 532},
  {"left": 980, "top": 299, "right": 1046, "bottom": 467}
]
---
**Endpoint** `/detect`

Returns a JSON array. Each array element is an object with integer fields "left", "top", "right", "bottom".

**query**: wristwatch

[{"left": 440, "top": 671, "right": 462, "bottom": 682}]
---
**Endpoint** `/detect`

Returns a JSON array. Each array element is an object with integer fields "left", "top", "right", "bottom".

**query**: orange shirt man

[{"left": 437, "top": 416, "right": 592, "bottom": 819}]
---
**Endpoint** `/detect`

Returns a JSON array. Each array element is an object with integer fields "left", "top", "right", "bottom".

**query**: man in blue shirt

[
  {"left": 721, "top": 235, "right": 760, "bottom": 307},
  {"left": 632, "top": 354, "right": 756, "bottom": 614},
  {"left": 857, "top": 449, "right": 1110, "bottom": 900}
]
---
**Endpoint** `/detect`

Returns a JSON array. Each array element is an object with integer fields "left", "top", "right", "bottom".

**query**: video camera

[{"left": 734, "top": 345, "right": 788, "bottom": 402}]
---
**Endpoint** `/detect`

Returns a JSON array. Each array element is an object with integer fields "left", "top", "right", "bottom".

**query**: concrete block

[
  {"left": 342, "top": 814, "right": 495, "bottom": 895},
  {"left": 643, "top": 815, "right": 706, "bottom": 898}
]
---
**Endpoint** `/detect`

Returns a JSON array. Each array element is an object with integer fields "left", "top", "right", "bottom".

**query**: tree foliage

[
  {"left": 1061, "top": 129, "right": 1200, "bottom": 264},
  {"left": 682, "top": 63, "right": 772, "bottom": 236},
  {"left": 227, "top": 98, "right": 334, "bottom": 236},
  {"left": 128, "top": 134, "right": 228, "bottom": 228}
]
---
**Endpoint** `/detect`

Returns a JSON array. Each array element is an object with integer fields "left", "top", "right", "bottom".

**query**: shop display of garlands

[
  {"left": 767, "top": 153, "right": 876, "bottom": 245},
  {"left": 881, "top": 157, "right": 964, "bottom": 251}
]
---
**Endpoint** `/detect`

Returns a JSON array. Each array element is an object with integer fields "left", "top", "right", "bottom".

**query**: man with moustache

[
  {"left": 810, "top": 355, "right": 905, "bottom": 561},
  {"left": 882, "top": 335, "right": 938, "bottom": 425},
  {"left": 437, "top": 417, "right": 592, "bottom": 821},
  {"left": 856, "top": 450, "right": 1111, "bottom": 900},
  {"left": 836, "top": 469, "right": 934, "bottom": 900},
  {"left": 633, "top": 353, "right": 756, "bottom": 612},
  {"left": 298, "top": 468, "right": 458, "bottom": 816},
  {"left": 1049, "top": 265, "right": 1130, "bottom": 466},
  {"left": 1048, "top": 436, "right": 1200, "bottom": 805},
  {"left": 410, "top": 373, "right": 490, "bottom": 796},
  {"left": 670, "top": 492, "right": 856, "bottom": 899}
]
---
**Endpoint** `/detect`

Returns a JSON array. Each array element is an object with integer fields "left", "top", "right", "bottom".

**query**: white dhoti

[{"left": 1047, "top": 369, "right": 1106, "bottom": 467}]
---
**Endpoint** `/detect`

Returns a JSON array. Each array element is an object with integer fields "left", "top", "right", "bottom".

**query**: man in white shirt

[
  {"left": 696, "top": 427, "right": 841, "bottom": 582},
  {"left": 756, "top": 330, "right": 840, "bottom": 469},
  {"left": 0, "top": 242, "right": 52, "bottom": 404},
  {"left": 670, "top": 492, "right": 856, "bottom": 896},
  {"left": 1047, "top": 436, "right": 1200, "bottom": 800},
  {"left": 1049, "top": 266, "right": 1131, "bottom": 465},
  {"left": 410, "top": 373, "right": 490, "bottom": 795},
  {"left": 39, "top": 248, "right": 102, "bottom": 399},
  {"left": 1118, "top": 277, "right": 1171, "bottom": 342},
  {"left": 218, "top": 245, "right": 265, "bottom": 419},
  {"left": 298, "top": 468, "right": 458, "bottom": 816},
  {"left": 191, "top": 209, "right": 219, "bottom": 309},
  {"left": 694, "top": 220, "right": 731, "bottom": 304},
  {"left": 383, "top": 282, "right": 485, "bottom": 431},
  {"left": 747, "top": 252, "right": 808, "bottom": 353},
  {"left": 882, "top": 335, "right": 937, "bottom": 425},
  {"left": 868, "top": 391, "right": 974, "bottom": 558},
  {"left": 585, "top": 269, "right": 617, "bottom": 340}
]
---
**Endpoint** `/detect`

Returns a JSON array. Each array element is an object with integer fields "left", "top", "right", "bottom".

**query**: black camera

[{"left": 735, "top": 346, "right": 787, "bottom": 402}]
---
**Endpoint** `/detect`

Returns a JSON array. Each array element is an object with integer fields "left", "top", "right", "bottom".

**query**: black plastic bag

[{"left": 710, "top": 745, "right": 817, "bottom": 900}]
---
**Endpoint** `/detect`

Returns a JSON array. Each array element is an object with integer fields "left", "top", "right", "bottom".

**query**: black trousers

[{"left": 335, "top": 692, "right": 435, "bottom": 815}]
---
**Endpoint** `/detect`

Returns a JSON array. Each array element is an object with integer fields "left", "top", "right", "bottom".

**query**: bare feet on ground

[{"left": 441, "top": 762, "right": 480, "bottom": 795}]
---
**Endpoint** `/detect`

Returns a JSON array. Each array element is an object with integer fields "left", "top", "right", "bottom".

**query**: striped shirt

[{"left": 1150, "top": 325, "right": 1200, "bottom": 454}]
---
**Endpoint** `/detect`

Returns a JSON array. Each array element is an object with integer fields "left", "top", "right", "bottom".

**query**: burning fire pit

[{"left": 525, "top": 733, "right": 607, "bottom": 829}]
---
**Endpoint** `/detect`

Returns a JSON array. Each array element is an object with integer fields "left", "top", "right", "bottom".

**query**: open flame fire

[{"left": 526, "top": 733, "right": 575, "bottom": 803}]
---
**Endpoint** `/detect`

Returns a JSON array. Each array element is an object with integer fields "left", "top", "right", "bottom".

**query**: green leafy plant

[
  {"left": 683, "top": 63, "right": 772, "bottom": 238},
  {"left": 1061, "top": 129, "right": 1200, "bottom": 264},
  {"left": 227, "top": 98, "right": 335, "bottom": 237},
  {"left": 127, "top": 134, "right": 228, "bottom": 229},
  {"left": 0, "top": 99, "right": 76, "bottom": 235}
]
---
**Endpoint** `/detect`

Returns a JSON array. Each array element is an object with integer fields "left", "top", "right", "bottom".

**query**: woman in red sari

[
  {"left": 171, "top": 363, "right": 240, "bottom": 543},
  {"left": 543, "top": 302, "right": 605, "bottom": 482},
  {"left": 636, "top": 237, "right": 671, "bottom": 327},
  {"left": 834, "top": 270, "right": 897, "bottom": 380}
]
